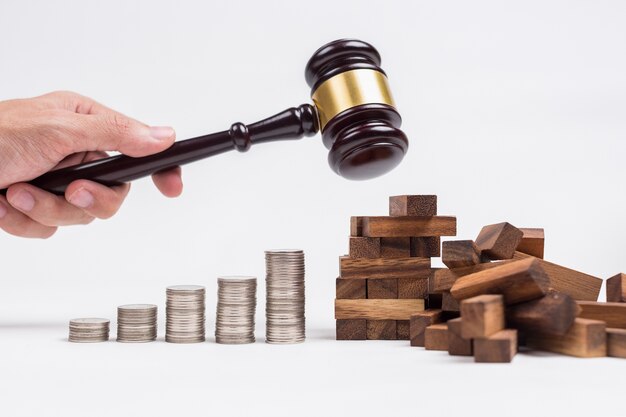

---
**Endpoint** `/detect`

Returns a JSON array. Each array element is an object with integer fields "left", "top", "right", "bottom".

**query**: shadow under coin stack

[
  {"left": 116, "top": 304, "right": 158, "bottom": 343},
  {"left": 68, "top": 318, "right": 110, "bottom": 343},
  {"left": 215, "top": 276, "right": 257, "bottom": 344},
  {"left": 166, "top": 285, "right": 206, "bottom": 343},
  {"left": 265, "top": 250, "right": 306, "bottom": 344}
]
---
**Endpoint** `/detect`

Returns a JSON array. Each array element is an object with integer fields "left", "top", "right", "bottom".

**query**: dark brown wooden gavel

[{"left": 0, "top": 39, "right": 408, "bottom": 196}]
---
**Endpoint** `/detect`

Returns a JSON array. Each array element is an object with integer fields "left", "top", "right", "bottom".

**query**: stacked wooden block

[{"left": 335, "top": 195, "right": 457, "bottom": 340}]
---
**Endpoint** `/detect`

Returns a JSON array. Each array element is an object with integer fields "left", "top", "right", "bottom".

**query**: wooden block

[
  {"left": 349, "top": 237, "right": 381, "bottom": 258},
  {"left": 339, "top": 256, "right": 431, "bottom": 280},
  {"left": 577, "top": 301, "right": 626, "bottom": 329},
  {"left": 430, "top": 262, "right": 512, "bottom": 293},
  {"left": 367, "top": 279, "right": 398, "bottom": 299},
  {"left": 606, "top": 273, "right": 626, "bottom": 303},
  {"left": 442, "top": 240, "right": 481, "bottom": 269},
  {"left": 526, "top": 318, "right": 606, "bottom": 358},
  {"left": 410, "top": 309, "right": 444, "bottom": 347},
  {"left": 410, "top": 237, "right": 441, "bottom": 257},
  {"left": 367, "top": 320, "right": 396, "bottom": 340},
  {"left": 350, "top": 216, "right": 364, "bottom": 237},
  {"left": 513, "top": 252, "right": 602, "bottom": 301},
  {"left": 389, "top": 195, "right": 437, "bottom": 216},
  {"left": 362, "top": 216, "right": 457, "bottom": 238},
  {"left": 442, "top": 291, "right": 460, "bottom": 312},
  {"left": 474, "top": 330, "right": 517, "bottom": 363},
  {"left": 506, "top": 290, "right": 580, "bottom": 335},
  {"left": 447, "top": 318, "right": 473, "bottom": 356},
  {"left": 425, "top": 323, "right": 449, "bottom": 350},
  {"left": 450, "top": 258, "right": 549, "bottom": 304},
  {"left": 398, "top": 277, "right": 428, "bottom": 299},
  {"left": 475, "top": 222, "right": 523, "bottom": 260},
  {"left": 336, "top": 278, "right": 366, "bottom": 299},
  {"left": 335, "top": 299, "right": 425, "bottom": 320},
  {"left": 336, "top": 319, "right": 366, "bottom": 340},
  {"left": 460, "top": 295, "right": 505, "bottom": 339},
  {"left": 427, "top": 293, "right": 442, "bottom": 309},
  {"left": 607, "top": 328, "right": 626, "bottom": 358},
  {"left": 517, "top": 228, "right": 545, "bottom": 259},
  {"left": 397, "top": 320, "right": 410, "bottom": 340},
  {"left": 380, "top": 237, "right": 411, "bottom": 258}
]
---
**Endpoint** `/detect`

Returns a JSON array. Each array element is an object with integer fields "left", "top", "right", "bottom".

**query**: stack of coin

[
  {"left": 215, "top": 276, "right": 257, "bottom": 344},
  {"left": 166, "top": 285, "right": 206, "bottom": 343},
  {"left": 68, "top": 318, "right": 110, "bottom": 343},
  {"left": 265, "top": 249, "right": 306, "bottom": 344},
  {"left": 117, "top": 304, "right": 157, "bottom": 343}
]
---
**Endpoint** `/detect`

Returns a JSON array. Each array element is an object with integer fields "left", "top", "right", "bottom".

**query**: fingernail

[
  {"left": 68, "top": 188, "right": 94, "bottom": 208},
  {"left": 0, "top": 202, "right": 7, "bottom": 218},
  {"left": 149, "top": 126, "right": 175, "bottom": 141},
  {"left": 10, "top": 190, "right": 35, "bottom": 211}
]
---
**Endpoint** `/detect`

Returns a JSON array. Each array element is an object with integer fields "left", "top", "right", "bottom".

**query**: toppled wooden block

[
  {"left": 442, "top": 291, "right": 460, "bottom": 312},
  {"left": 339, "top": 256, "right": 431, "bottom": 280},
  {"left": 410, "top": 237, "right": 441, "bottom": 257},
  {"left": 461, "top": 294, "right": 505, "bottom": 339},
  {"left": 607, "top": 328, "right": 626, "bottom": 358},
  {"left": 607, "top": 273, "right": 626, "bottom": 303},
  {"left": 367, "top": 279, "right": 398, "bottom": 299},
  {"left": 526, "top": 318, "right": 606, "bottom": 358},
  {"left": 513, "top": 252, "right": 602, "bottom": 301},
  {"left": 410, "top": 309, "right": 444, "bottom": 347},
  {"left": 398, "top": 277, "right": 428, "bottom": 299},
  {"left": 506, "top": 290, "right": 580, "bottom": 335},
  {"left": 349, "top": 237, "right": 380, "bottom": 258},
  {"left": 450, "top": 258, "right": 549, "bottom": 304},
  {"left": 425, "top": 323, "right": 449, "bottom": 350},
  {"left": 350, "top": 216, "right": 364, "bottom": 237},
  {"left": 442, "top": 240, "right": 481, "bottom": 269},
  {"left": 362, "top": 216, "right": 457, "bottom": 238},
  {"left": 380, "top": 237, "right": 411, "bottom": 258},
  {"left": 430, "top": 262, "right": 513, "bottom": 293},
  {"left": 447, "top": 318, "right": 473, "bottom": 356},
  {"left": 335, "top": 299, "right": 425, "bottom": 320},
  {"left": 389, "top": 195, "right": 437, "bottom": 216},
  {"left": 474, "top": 330, "right": 518, "bottom": 363},
  {"left": 476, "top": 222, "right": 523, "bottom": 260},
  {"left": 336, "top": 320, "right": 367, "bottom": 340},
  {"left": 336, "top": 278, "right": 366, "bottom": 299},
  {"left": 367, "top": 320, "right": 397, "bottom": 340},
  {"left": 397, "top": 320, "right": 410, "bottom": 340},
  {"left": 577, "top": 301, "right": 626, "bottom": 329},
  {"left": 516, "top": 228, "right": 545, "bottom": 259}
]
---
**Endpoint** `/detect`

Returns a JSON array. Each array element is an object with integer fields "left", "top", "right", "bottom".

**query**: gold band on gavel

[{"left": 311, "top": 69, "right": 396, "bottom": 130}]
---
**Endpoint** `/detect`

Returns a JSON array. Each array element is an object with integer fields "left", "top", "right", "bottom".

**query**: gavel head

[{"left": 305, "top": 39, "right": 408, "bottom": 180}]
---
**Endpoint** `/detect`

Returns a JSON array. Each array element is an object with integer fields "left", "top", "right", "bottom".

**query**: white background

[{"left": 1, "top": 0, "right": 626, "bottom": 415}]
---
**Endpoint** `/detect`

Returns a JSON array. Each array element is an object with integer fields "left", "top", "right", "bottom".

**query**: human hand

[{"left": 0, "top": 91, "right": 183, "bottom": 238}]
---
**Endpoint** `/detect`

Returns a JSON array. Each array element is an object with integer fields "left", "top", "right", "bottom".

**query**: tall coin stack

[
  {"left": 166, "top": 285, "right": 206, "bottom": 343},
  {"left": 68, "top": 318, "right": 110, "bottom": 343},
  {"left": 117, "top": 304, "right": 158, "bottom": 342},
  {"left": 265, "top": 249, "right": 306, "bottom": 344},
  {"left": 215, "top": 276, "right": 257, "bottom": 344}
]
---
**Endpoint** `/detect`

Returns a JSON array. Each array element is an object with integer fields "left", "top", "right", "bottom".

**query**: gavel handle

[{"left": 0, "top": 104, "right": 319, "bottom": 196}]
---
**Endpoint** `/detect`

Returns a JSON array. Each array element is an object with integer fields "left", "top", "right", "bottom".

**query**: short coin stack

[
  {"left": 215, "top": 276, "right": 257, "bottom": 344},
  {"left": 117, "top": 304, "right": 158, "bottom": 343},
  {"left": 265, "top": 249, "right": 306, "bottom": 344},
  {"left": 166, "top": 285, "right": 206, "bottom": 343},
  {"left": 68, "top": 318, "right": 110, "bottom": 343}
]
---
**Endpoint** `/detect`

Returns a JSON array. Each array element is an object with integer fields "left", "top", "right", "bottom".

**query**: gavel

[{"left": 1, "top": 39, "right": 408, "bottom": 195}]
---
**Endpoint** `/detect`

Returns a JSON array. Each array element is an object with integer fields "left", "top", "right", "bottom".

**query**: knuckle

[{"left": 107, "top": 113, "right": 132, "bottom": 137}]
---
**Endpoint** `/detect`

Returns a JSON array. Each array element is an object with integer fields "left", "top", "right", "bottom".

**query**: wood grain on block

[
  {"left": 336, "top": 278, "right": 366, "bottom": 299},
  {"left": 389, "top": 195, "right": 437, "bottom": 217},
  {"left": 475, "top": 222, "right": 523, "bottom": 260},
  {"left": 526, "top": 318, "right": 606, "bottom": 358},
  {"left": 513, "top": 252, "right": 602, "bottom": 301},
  {"left": 450, "top": 258, "right": 549, "bottom": 304},
  {"left": 442, "top": 240, "right": 481, "bottom": 269},
  {"left": 410, "top": 309, "right": 443, "bottom": 347},
  {"left": 350, "top": 216, "right": 364, "bottom": 237},
  {"left": 339, "top": 256, "right": 431, "bottom": 280},
  {"left": 517, "top": 228, "right": 545, "bottom": 259},
  {"left": 427, "top": 293, "right": 443, "bottom": 309},
  {"left": 607, "top": 328, "right": 626, "bottom": 358},
  {"left": 367, "top": 279, "right": 398, "bottom": 299},
  {"left": 606, "top": 273, "right": 626, "bottom": 303},
  {"left": 425, "top": 323, "right": 449, "bottom": 350},
  {"left": 442, "top": 291, "right": 460, "bottom": 312},
  {"left": 460, "top": 294, "right": 505, "bottom": 339},
  {"left": 349, "top": 237, "right": 381, "bottom": 258},
  {"left": 380, "top": 237, "right": 411, "bottom": 258},
  {"left": 397, "top": 320, "right": 410, "bottom": 340},
  {"left": 447, "top": 318, "right": 473, "bottom": 356},
  {"left": 430, "top": 262, "right": 512, "bottom": 293},
  {"left": 335, "top": 299, "right": 425, "bottom": 320},
  {"left": 398, "top": 277, "right": 428, "bottom": 299},
  {"left": 506, "top": 290, "right": 580, "bottom": 335},
  {"left": 362, "top": 216, "right": 457, "bottom": 238},
  {"left": 577, "top": 301, "right": 626, "bottom": 329},
  {"left": 336, "top": 320, "right": 366, "bottom": 340},
  {"left": 410, "top": 237, "right": 441, "bottom": 257},
  {"left": 474, "top": 330, "right": 517, "bottom": 363},
  {"left": 367, "top": 320, "right": 396, "bottom": 340}
]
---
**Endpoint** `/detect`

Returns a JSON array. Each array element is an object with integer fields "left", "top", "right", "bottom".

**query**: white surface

[{"left": 1, "top": 0, "right": 626, "bottom": 415}]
